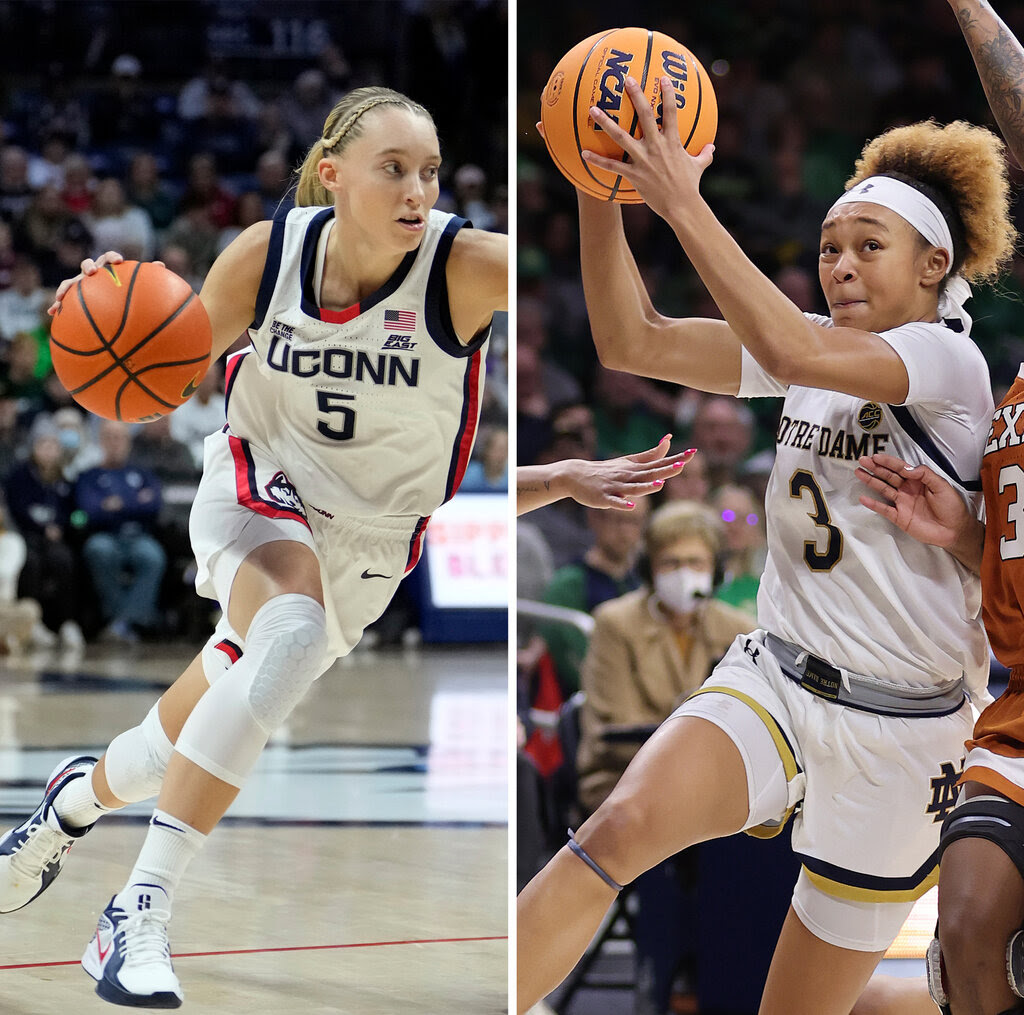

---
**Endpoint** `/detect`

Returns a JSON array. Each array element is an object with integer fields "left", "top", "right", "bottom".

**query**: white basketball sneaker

[
  {"left": 82, "top": 884, "right": 183, "bottom": 1008},
  {"left": 0, "top": 755, "right": 97, "bottom": 913}
]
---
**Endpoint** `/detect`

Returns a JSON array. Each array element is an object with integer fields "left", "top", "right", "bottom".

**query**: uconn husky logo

[
  {"left": 265, "top": 471, "right": 307, "bottom": 518},
  {"left": 267, "top": 333, "right": 419, "bottom": 387}
]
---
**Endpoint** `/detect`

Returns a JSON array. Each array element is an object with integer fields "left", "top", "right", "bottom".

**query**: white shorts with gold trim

[{"left": 671, "top": 630, "right": 973, "bottom": 950}]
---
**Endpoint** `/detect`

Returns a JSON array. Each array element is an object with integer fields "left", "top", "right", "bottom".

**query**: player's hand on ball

[
  {"left": 584, "top": 76, "right": 715, "bottom": 220},
  {"left": 48, "top": 251, "right": 124, "bottom": 316},
  {"left": 48, "top": 252, "right": 165, "bottom": 316}
]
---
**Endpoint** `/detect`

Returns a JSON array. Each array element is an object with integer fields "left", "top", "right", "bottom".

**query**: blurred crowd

[{"left": 0, "top": 0, "right": 508, "bottom": 652}]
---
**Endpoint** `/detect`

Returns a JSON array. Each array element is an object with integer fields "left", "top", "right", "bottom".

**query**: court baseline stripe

[{"left": 0, "top": 934, "right": 508, "bottom": 971}]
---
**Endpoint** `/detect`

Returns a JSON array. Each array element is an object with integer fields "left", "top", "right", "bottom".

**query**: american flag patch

[{"left": 384, "top": 309, "right": 417, "bottom": 332}]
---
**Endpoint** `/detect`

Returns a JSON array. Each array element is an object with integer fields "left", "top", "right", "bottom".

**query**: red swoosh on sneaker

[
  {"left": 46, "top": 765, "right": 81, "bottom": 792},
  {"left": 97, "top": 938, "right": 112, "bottom": 963}
]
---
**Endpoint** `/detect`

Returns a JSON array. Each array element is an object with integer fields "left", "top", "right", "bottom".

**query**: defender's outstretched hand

[
  {"left": 517, "top": 437, "right": 696, "bottom": 515},
  {"left": 855, "top": 453, "right": 984, "bottom": 571}
]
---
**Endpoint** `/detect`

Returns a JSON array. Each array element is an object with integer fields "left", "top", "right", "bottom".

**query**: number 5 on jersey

[{"left": 316, "top": 391, "right": 356, "bottom": 441}]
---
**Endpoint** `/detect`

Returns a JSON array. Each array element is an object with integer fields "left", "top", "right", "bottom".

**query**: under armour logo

[
  {"left": 138, "top": 894, "right": 152, "bottom": 911},
  {"left": 857, "top": 182, "right": 875, "bottom": 193},
  {"left": 742, "top": 637, "right": 760, "bottom": 663},
  {"left": 926, "top": 761, "right": 962, "bottom": 823}
]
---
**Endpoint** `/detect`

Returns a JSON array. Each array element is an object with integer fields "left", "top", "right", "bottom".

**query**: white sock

[
  {"left": 117, "top": 809, "right": 207, "bottom": 909},
  {"left": 53, "top": 769, "right": 114, "bottom": 829}
]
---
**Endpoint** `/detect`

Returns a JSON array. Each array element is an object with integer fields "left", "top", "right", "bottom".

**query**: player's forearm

[
  {"left": 577, "top": 193, "right": 660, "bottom": 369},
  {"left": 662, "top": 195, "right": 814, "bottom": 381},
  {"left": 950, "top": 0, "right": 1024, "bottom": 166},
  {"left": 516, "top": 464, "right": 569, "bottom": 515},
  {"left": 577, "top": 193, "right": 743, "bottom": 392},
  {"left": 949, "top": 515, "right": 985, "bottom": 574}
]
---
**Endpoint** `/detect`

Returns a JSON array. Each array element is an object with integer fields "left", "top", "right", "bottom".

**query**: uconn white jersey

[
  {"left": 224, "top": 205, "right": 489, "bottom": 521},
  {"left": 738, "top": 314, "right": 992, "bottom": 701}
]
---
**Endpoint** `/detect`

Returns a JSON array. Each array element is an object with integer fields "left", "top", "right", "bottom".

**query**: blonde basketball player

[
  {"left": 0, "top": 86, "right": 507, "bottom": 1009},
  {"left": 518, "top": 79, "right": 1015, "bottom": 1015}
]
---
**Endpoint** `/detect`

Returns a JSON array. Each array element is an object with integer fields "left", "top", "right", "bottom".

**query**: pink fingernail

[
  {"left": 661, "top": 433, "right": 672, "bottom": 442},
  {"left": 654, "top": 479, "right": 664, "bottom": 487},
  {"left": 625, "top": 501, "right": 635, "bottom": 508},
  {"left": 672, "top": 462, "right": 684, "bottom": 469},
  {"left": 684, "top": 448, "right": 697, "bottom": 455}
]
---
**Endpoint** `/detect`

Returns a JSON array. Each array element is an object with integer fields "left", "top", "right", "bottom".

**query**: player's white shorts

[
  {"left": 190, "top": 427, "right": 427, "bottom": 660},
  {"left": 671, "top": 629, "right": 973, "bottom": 951}
]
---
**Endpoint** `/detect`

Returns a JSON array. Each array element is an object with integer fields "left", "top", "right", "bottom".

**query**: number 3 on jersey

[
  {"left": 316, "top": 391, "right": 356, "bottom": 441},
  {"left": 999, "top": 463, "right": 1024, "bottom": 560},
  {"left": 790, "top": 469, "right": 843, "bottom": 572}
]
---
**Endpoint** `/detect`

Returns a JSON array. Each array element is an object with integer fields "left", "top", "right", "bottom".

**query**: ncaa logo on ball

[
  {"left": 594, "top": 47, "right": 632, "bottom": 126},
  {"left": 858, "top": 402, "right": 883, "bottom": 431},
  {"left": 545, "top": 71, "right": 565, "bottom": 106}
]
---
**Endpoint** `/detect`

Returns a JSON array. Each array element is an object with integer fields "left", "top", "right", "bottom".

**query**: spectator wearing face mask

[
  {"left": 576, "top": 500, "right": 755, "bottom": 815},
  {"left": 51, "top": 405, "right": 102, "bottom": 480}
]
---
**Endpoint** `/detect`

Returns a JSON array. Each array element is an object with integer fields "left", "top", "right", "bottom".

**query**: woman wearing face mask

[{"left": 576, "top": 500, "right": 754, "bottom": 817}]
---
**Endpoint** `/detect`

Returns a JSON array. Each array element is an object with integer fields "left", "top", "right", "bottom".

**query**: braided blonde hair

[{"left": 294, "top": 86, "right": 436, "bottom": 207}]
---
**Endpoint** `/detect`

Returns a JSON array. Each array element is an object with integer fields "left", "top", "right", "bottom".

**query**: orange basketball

[
  {"left": 49, "top": 261, "right": 212, "bottom": 423},
  {"left": 540, "top": 27, "right": 718, "bottom": 203}
]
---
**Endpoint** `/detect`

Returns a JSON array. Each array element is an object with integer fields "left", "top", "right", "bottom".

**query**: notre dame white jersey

[
  {"left": 738, "top": 314, "right": 992, "bottom": 702},
  {"left": 224, "top": 205, "right": 489, "bottom": 523}
]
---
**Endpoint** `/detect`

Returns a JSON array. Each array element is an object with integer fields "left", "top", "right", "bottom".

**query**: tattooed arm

[{"left": 949, "top": 0, "right": 1024, "bottom": 163}]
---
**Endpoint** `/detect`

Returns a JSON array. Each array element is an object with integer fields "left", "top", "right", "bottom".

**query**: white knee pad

[
  {"left": 174, "top": 594, "right": 329, "bottom": 788},
  {"left": 103, "top": 703, "right": 175, "bottom": 803}
]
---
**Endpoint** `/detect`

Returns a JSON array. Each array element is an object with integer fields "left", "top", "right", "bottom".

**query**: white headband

[{"left": 830, "top": 175, "right": 972, "bottom": 332}]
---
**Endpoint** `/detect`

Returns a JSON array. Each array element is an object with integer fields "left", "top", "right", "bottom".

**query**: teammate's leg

[{"left": 516, "top": 715, "right": 751, "bottom": 1013}]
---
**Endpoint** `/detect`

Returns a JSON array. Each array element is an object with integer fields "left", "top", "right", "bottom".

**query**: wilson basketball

[
  {"left": 50, "top": 260, "right": 212, "bottom": 423},
  {"left": 540, "top": 27, "right": 718, "bottom": 203}
]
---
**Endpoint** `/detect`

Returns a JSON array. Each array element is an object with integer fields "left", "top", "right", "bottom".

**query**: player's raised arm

[
  {"left": 585, "top": 76, "right": 919, "bottom": 405},
  {"left": 948, "top": 0, "right": 1024, "bottom": 166},
  {"left": 577, "top": 193, "right": 743, "bottom": 395}
]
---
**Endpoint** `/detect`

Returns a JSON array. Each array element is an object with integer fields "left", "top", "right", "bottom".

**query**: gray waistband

[{"left": 764, "top": 634, "right": 966, "bottom": 717}]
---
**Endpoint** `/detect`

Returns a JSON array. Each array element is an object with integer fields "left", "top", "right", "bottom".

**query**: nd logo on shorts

[
  {"left": 265, "top": 471, "right": 307, "bottom": 519},
  {"left": 925, "top": 760, "right": 962, "bottom": 823}
]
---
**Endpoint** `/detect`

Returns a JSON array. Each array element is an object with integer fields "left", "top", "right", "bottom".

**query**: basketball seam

[
  {"left": 113, "top": 359, "right": 204, "bottom": 420},
  {"left": 609, "top": 30, "right": 654, "bottom": 202},
  {"left": 682, "top": 55, "right": 703, "bottom": 150},
  {"left": 66, "top": 291, "right": 200, "bottom": 402},
  {"left": 571, "top": 30, "right": 622, "bottom": 199},
  {"left": 63, "top": 262, "right": 147, "bottom": 388}
]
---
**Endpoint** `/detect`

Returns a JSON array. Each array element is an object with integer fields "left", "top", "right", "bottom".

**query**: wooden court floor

[{"left": 0, "top": 641, "right": 508, "bottom": 1014}]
